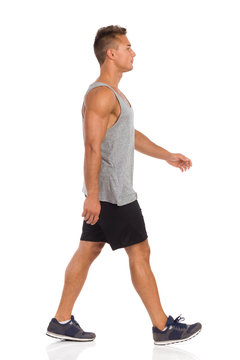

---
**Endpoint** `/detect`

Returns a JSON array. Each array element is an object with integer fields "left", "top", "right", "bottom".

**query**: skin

[{"left": 54, "top": 34, "right": 191, "bottom": 330}]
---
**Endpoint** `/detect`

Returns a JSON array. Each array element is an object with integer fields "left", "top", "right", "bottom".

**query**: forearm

[
  {"left": 135, "top": 130, "right": 171, "bottom": 160},
  {"left": 84, "top": 146, "right": 101, "bottom": 197}
]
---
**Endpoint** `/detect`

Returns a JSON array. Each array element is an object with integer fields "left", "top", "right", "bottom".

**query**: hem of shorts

[
  {"left": 111, "top": 234, "right": 148, "bottom": 251},
  {"left": 80, "top": 238, "right": 107, "bottom": 243}
]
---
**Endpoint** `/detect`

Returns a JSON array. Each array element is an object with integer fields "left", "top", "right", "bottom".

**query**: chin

[{"left": 123, "top": 67, "right": 133, "bottom": 73}]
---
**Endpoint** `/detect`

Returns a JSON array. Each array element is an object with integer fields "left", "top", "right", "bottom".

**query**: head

[{"left": 93, "top": 25, "right": 136, "bottom": 72}]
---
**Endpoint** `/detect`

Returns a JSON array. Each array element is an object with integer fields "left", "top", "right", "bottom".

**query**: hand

[
  {"left": 166, "top": 153, "right": 192, "bottom": 172},
  {"left": 82, "top": 195, "right": 101, "bottom": 225}
]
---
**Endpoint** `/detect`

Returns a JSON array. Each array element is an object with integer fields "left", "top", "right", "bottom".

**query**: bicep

[
  {"left": 83, "top": 88, "right": 115, "bottom": 150},
  {"left": 83, "top": 109, "right": 109, "bottom": 150}
]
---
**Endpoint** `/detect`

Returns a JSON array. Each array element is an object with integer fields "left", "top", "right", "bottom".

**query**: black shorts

[{"left": 80, "top": 198, "right": 148, "bottom": 251}]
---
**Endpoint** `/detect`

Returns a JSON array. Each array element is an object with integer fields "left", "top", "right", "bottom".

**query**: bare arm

[
  {"left": 81, "top": 87, "right": 116, "bottom": 224},
  {"left": 134, "top": 129, "right": 192, "bottom": 172},
  {"left": 135, "top": 129, "right": 171, "bottom": 160}
]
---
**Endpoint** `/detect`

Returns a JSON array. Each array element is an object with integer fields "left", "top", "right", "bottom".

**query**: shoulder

[{"left": 84, "top": 85, "right": 117, "bottom": 113}]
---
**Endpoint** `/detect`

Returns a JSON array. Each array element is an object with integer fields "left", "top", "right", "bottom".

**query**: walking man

[{"left": 46, "top": 25, "right": 202, "bottom": 345}]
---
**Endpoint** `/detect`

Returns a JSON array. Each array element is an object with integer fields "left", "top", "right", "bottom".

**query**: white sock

[{"left": 59, "top": 319, "right": 71, "bottom": 324}]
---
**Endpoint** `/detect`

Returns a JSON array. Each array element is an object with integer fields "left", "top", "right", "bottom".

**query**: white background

[{"left": 0, "top": 1, "right": 239, "bottom": 359}]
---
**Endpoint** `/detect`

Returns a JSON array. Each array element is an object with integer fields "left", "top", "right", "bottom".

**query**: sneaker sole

[
  {"left": 46, "top": 331, "right": 95, "bottom": 342},
  {"left": 154, "top": 328, "right": 201, "bottom": 346}
]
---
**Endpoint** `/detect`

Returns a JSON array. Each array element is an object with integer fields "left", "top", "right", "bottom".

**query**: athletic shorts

[{"left": 80, "top": 197, "right": 148, "bottom": 251}]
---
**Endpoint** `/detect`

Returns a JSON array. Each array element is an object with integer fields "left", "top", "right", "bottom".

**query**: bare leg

[
  {"left": 54, "top": 241, "right": 105, "bottom": 322},
  {"left": 125, "top": 239, "right": 168, "bottom": 330}
]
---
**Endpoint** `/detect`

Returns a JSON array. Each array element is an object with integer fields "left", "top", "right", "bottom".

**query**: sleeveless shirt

[{"left": 82, "top": 81, "right": 138, "bottom": 206}]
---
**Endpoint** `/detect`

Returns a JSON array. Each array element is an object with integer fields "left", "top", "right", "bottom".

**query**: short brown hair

[{"left": 94, "top": 25, "right": 127, "bottom": 66}]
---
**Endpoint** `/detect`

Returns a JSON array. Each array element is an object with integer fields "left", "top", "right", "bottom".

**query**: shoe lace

[
  {"left": 72, "top": 317, "right": 81, "bottom": 328},
  {"left": 173, "top": 314, "right": 187, "bottom": 329}
]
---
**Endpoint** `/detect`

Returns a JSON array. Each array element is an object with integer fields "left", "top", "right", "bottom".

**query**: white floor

[{"left": 2, "top": 319, "right": 238, "bottom": 360}]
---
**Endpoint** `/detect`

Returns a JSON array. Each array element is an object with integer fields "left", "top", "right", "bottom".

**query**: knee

[
  {"left": 126, "top": 238, "right": 151, "bottom": 263},
  {"left": 78, "top": 241, "right": 105, "bottom": 262},
  {"left": 90, "top": 245, "right": 104, "bottom": 260}
]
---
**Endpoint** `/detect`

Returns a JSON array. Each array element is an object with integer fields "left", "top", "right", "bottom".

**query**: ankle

[
  {"left": 54, "top": 314, "right": 72, "bottom": 322},
  {"left": 153, "top": 323, "right": 167, "bottom": 331},
  {"left": 153, "top": 315, "right": 168, "bottom": 330}
]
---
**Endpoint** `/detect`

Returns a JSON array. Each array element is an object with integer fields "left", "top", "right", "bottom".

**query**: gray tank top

[{"left": 82, "top": 81, "right": 138, "bottom": 206}]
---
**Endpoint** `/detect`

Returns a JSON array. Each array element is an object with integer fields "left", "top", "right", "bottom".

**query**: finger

[
  {"left": 178, "top": 154, "right": 188, "bottom": 161},
  {"left": 91, "top": 215, "right": 99, "bottom": 225},
  {"left": 86, "top": 214, "right": 94, "bottom": 224},
  {"left": 84, "top": 212, "right": 90, "bottom": 221},
  {"left": 82, "top": 208, "right": 87, "bottom": 217},
  {"left": 181, "top": 156, "right": 191, "bottom": 164},
  {"left": 179, "top": 162, "right": 185, "bottom": 171}
]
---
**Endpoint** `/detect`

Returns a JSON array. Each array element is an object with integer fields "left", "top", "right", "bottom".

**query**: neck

[{"left": 95, "top": 63, "right": 123, "bottom": 90}]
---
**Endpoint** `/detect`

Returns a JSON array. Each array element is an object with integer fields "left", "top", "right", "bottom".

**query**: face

[{"left": 109, "top": 35, "right": 136, "bottom": 72}]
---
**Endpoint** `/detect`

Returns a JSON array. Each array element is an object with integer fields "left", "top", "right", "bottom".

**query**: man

[{"left": 46, "top": 25, "right": 202, "bottom": 345}]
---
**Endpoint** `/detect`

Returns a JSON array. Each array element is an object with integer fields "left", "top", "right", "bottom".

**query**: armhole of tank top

[{"left": 84, "top": 84, "right": 123, "bottom": 129}]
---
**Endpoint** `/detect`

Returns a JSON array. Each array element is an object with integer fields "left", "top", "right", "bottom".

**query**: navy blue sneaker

[
  {"left": 152, "top": 315, "right": 202, "bottom": 345},
  {"left": 46, "top": 315, "right": 96, "bottom": 342}
]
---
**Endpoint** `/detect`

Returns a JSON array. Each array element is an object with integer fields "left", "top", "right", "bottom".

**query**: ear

[{"left": 106, "top": 48, "right": 115, "bottom": 61}]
